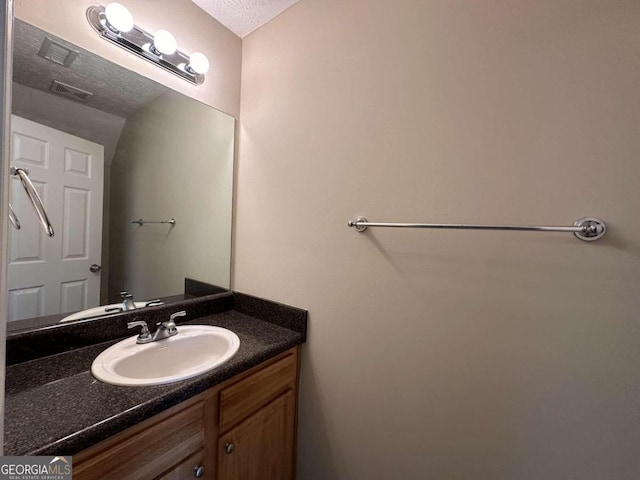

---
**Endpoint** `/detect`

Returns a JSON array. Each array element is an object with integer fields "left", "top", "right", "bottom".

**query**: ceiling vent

[
  {"left": 38, "top": 37, "right": 79, "bottom": 67},
  {"left": 49, "top": 80, "right": 93, "bottom": 102}
]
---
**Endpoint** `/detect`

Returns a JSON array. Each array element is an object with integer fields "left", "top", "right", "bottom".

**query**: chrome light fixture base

[{"left": 86, "top": 5, "right": 205, "bottom": 85}]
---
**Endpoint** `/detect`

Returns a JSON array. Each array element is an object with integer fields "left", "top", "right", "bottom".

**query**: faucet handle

[
  {"left": 169, "top": 311, "right": 186, "bottom": 322},
  {"left": 156, "top": 311, "right": 184, "bottom": 336},
  {"left": 127, "top": 320, "right": 151, "bottom": 340}
]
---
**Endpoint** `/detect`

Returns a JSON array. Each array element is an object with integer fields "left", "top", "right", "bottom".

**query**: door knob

[
  {"left": 224, "top": 442, "right": 235, "bottom": 454},
  {"left": 90, "top": 264, "right": 102, "bottom": 273}
]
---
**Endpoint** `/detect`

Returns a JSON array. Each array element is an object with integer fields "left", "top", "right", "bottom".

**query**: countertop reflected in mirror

[{"left": 6, "top": 278, "right": 228, "bottom": 335}]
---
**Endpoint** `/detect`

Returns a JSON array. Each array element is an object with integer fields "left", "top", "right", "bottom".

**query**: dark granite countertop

[{"left": 4, "top": 293, "right": 307, "bottom": 456}]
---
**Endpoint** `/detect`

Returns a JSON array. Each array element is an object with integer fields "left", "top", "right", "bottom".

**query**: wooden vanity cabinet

[{"left": 73, "top": 346, "right": 300, "bottom": 480}]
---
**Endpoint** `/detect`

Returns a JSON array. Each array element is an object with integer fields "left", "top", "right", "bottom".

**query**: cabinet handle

[
  {"left": 193, "top": 465, "right": 205, "bottom": 478},
  {"left": 224, "top": 442, "right": 235, "bottom": 454}
]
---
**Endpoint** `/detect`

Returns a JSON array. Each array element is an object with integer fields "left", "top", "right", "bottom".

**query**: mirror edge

[{"left": 0, "top": 0, "right": 14, "bottom": 455}]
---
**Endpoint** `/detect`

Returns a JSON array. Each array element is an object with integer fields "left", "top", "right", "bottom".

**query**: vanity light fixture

[
  {"left": 86, "top": 3, "right": 208, "bottom": 85},
  {"left": 187, "top": 52, "right": 210, "bottom": 75},
  {"left": 104, "top": 2, "right": 133, "bottom": 33},
  {"left": 151, "top": 29, "right": 177, "bottom": 56}
]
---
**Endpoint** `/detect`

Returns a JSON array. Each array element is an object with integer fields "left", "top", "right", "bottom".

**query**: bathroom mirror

[{"left": 6, "top": 19, "right": 234, "bottom": 331}]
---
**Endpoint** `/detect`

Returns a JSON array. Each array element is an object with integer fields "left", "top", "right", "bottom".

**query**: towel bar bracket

[{"left": 573, "top": 217, "right": 606, "bottom": 242}]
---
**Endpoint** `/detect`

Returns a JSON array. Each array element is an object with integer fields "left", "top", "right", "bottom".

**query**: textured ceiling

[
  {"left": 13, "top": 19, "right": 169, "bottom": 118},
  {"left": 191, "top": 0, "right": 301, "bottom": 38}
]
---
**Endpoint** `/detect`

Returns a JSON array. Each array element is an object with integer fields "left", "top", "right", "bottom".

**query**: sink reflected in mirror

[
  {"left": 91, "top": 325, "right": 240, "bottom": 386},
  {"left": 7, "top": 278, "right": 226, "bottom": 332},
  {"left": 59, "top": 301, "right": 160, "bottom": 323}
]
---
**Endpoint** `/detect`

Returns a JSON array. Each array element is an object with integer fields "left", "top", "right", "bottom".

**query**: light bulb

[
  {"left": 188, "top": 52, "right": 209, "bottom": 74},
  {"left": 104, "top": 3, "right": 133, "bottom": 33},
  {"left": 153, "top": 30, "right": 177, "bottom": 55}
]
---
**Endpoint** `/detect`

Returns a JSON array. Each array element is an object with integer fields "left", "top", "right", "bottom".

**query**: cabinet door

[{"left": 218, "top": 390, "right": 295, "bottom": 480}]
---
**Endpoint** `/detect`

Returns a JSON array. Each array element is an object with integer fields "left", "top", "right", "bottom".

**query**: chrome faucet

[
  {"left": 106, "top": 293, "right": 163, "bottom": 314},
  {"left": 120, "top": 291, "right": 137, "bottom": 310},
  {"left": 127, "top": 320, "right": 151, "bottom": 343},
  {"left": 127, "top": 311, "right": 186, "bottom": 344}
]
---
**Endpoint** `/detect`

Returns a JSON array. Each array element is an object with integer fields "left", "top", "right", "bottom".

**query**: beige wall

[
  {"left": 235, "top": 0, "right": 640, "bottom": 478},
  {"left": 109, "top": 90, "right": 234, "bottom": 301},
  {"left": 15, "top": 0, "right": 241, "bottom": 117}
]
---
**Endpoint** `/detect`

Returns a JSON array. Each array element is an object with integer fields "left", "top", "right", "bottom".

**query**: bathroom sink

[
  {"left": 60, "top": 302, "right": 154, "bottom": 322},
  {"left": 91, "top": 325, "right": 240, "bottom": 386}
]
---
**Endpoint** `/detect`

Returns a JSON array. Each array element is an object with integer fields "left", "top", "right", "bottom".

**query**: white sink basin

[
  {"left": 60, "top": 302, "right": 153, "bottom": 322},
  {"left": 91, "top": 325, "right": 240, "bottom": 386}
]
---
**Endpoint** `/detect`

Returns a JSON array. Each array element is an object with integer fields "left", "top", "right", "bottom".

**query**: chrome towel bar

[
  {"left": 8, "top": 203, "right": 20, "bottom": 230},
  {"left": 348, "top": 216, "right": 606, "bottom": 242},
  {"left": 131, "top": 218, "right": 176, "bottom": 226},
  {"left": 11, "top": 166, "right": 54, "bottom": 237}
]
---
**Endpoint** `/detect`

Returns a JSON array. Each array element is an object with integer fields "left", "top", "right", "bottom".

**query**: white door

[{"left": 8, "top": 115, "right": 104, "bottom": 322}]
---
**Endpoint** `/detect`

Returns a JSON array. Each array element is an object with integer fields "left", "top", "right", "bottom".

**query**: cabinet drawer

[
  {"left": 74, "top": 401, "right": 205, "bottom": 480},
  {"left": 157, "top": 449, "right": 209, "bottom": 480},
  {"left": 219, "top": 353, "right": 296, "bottom": 431}
]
